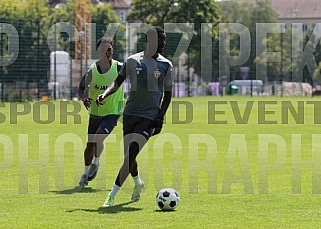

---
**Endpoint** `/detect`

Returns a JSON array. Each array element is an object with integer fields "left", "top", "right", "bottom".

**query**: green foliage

[
  {"left": 1, "top": 0, "right": 51, "bottom": 84},
  {"left": 314, "top": 62, "right": 321, "bottom": 84},
  {"left": 91, "top": 3, "right": 125, "bottom": 61},
  {"left": 48, "top": 0, "right": 75, "bottom": 24},
  {"left": 255, "top": 29, "right": 293, "bottom": 82},
  {"left": 128, "top": 0, "right": 220, "bottom": 25},
  {"left": 91, "top": 3, "right": 120, "bottom": 25},
  {"left": 127, "top": 0, "right": 221, "bottom": 81},
  {"left": 0, "top": 0, "right": 23, "bottom": 19},
  {"left": 0, "top": 1, "right": 124, "bottom": 85},
  {"left": 220, "top": 0, "right": 279, "bottom": 82},
  {"left": 302, "top": 29, "right": 321, "bottom": 84}
]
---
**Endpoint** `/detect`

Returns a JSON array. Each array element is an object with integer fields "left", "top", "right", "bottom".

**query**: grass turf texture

[{"left": 1, "top": 96, "right": 321, "bottom": 228}]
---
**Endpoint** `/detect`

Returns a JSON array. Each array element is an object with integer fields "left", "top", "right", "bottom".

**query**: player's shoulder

[
  {"left": 111, "top": 59, "right": 123, "bottom": 67},
  {"left": 111, "top": 59, "right": 123, "bottom": 73},
  {"left": 85, "top": 62, "right": 96, "bottom": 74},
  {"left": 88, "top": 61, "right": 98, "bottom": 70},
  {"left": 127, "top": 52, "right": 144, "bottom": 62},
  {"left": 157, "top": 54, "right": 173, "bottom": 67},
  {"left": 111, "top": 59, "right": 123, "bottom": 65}
]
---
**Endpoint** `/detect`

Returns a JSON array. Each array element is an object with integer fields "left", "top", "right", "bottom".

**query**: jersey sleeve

[
  {"left": 119, "top": 60, "right": 127, "bottom": 78},
  {"left": 78, "top": 66, "right": 92, "bottom": 92},
  {"left": 164, "top": 62, "right": 173, "bottom": 87},
  {"left": 117, "top": 61, "right": 123, "bottom": 73}
]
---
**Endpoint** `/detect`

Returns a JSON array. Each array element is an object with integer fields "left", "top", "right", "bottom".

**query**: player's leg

[
  {"left": 128, "top": 117, "right": 153, "bottom": 201},
  {"left": 88, "top": 115, "right": 119, "bottom": 181},
  {"left": 122, "top": 116, "right": 145, "bottom": 179},
  {"left": 115, "top": 139, "right": 143, "bottom": 187},
  {"left": 104, "top": 140, "right": 143, "bottom": 207},
  {"left": 103, "top": 115, "right": 136, "bottom": 206},
  {"left": 123, "top": 119, "right": 138, "bottom": 178},
  {"left": 79, "top": 117, "right": 99, "bottom": 187},
  {"left": 121, "top": 115, "right": 144, "bottom": 188},
  {"left": 86, "top": 127, "right": 105, "bottom": 182},
  {"left": 103, "top": 116, "right": 152, "bottom": 206}
]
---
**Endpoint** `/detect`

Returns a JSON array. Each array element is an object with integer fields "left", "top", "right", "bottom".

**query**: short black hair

[
  {"left": 154, "top": 26, "right": 165, "bottom": 34},
  {"left": 96, "top": 37, "right": 114, "bottom": 51},
  {"left": 145, "top": 26, "right": 165, "bottom": 41}
]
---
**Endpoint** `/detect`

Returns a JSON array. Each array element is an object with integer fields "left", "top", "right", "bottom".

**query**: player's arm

[
  {"left": 152, "top": 64, "right": 173, "bottom": 136},
  {"left": 159, "top": 83, "right": 173, "bottom": 119},
  {"left": 152, "top": 86, "right": 172, "bottom": 136},
  {"left": 117, "top": 62, "right": 123, "bottom": 73},
  {"left": 78, "top": 68, "right": 92, "bottom": 110},
  {"left": 96, "top": 73, "right": 126, "bottom": 106}
]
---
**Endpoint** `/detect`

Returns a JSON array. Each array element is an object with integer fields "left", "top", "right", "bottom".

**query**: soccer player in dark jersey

[
  {"left": 78, "top": 37, "right": 124, "bottom": 187},
  {"left": 97, "top": 26, "right": 173, "bottom": 207}
]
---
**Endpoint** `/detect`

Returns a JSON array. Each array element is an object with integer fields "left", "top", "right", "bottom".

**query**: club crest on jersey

[
  {"left": 136, "top": 67, "right": 142, "bottom": 75},
  {"left": 154, "top": 69, "right": 161, "bottom": 78}
]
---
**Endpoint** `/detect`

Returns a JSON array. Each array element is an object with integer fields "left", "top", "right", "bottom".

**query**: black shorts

[
  {"left": 87, "top": 115, "right": 119, "bottom": 139},
  {"left": 123, "top": 115, "right": 154, "bottom": 140}
]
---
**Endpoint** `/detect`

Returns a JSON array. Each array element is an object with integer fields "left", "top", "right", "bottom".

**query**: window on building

[
  {"left": 120, "top": 12, "right": 125, "bottom": 24},
  {"left": 303, "top": 24, "right": 308, "bottom": 32}
]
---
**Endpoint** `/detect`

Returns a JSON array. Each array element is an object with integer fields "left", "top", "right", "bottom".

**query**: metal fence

[
  {"left": 1, "top": 19, "right": 207, "bottom": 102},
  {"left": 1, "top": 19, "right": 315, "bottom": 102}
]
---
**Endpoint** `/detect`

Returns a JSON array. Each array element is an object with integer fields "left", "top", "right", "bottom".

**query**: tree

[
  {"left": 19, "top": 0, "right": 50, "bottom": 83},
  {"left": 220, "top": 0, "right": 280, "bottom": 83},
  {"left": 301, "top": 29, "right": 321, "bottom": 85},
  {"left": 0, "top": 0, "right": 24, "bottom": 82},
  {"left": 1, "top": 0, "right": 50, "bottom": 84},
  {"left": 127, "top": 0, "right": 221, "bottom": 82},
  {"left": 91, "top": 3, "right": 125, "bottom": 61},
  {"left": 255, "top": 29, "right": 293, "bottom": 82},
  {"left": 0, "top": 0, "right": 22, "bottom": 19}
]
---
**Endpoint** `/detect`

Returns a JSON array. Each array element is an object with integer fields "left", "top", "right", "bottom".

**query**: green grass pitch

[{"left": 1, "top": 96, "right": 321, "bottom": 228}]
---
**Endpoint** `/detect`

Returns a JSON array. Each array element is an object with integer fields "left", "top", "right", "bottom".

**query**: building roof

[
  {"left": 102, "top": 0, "right": 130, "bottom": 9},
  {"left": 271, "top": 0, "right": 321, "bottom": 19}
]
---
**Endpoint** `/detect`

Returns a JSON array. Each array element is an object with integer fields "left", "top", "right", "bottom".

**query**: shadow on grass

[
  {"left": 66, "top": 201, "right": 142, "bottom": 214},
  {"left": 153, "top": 209, "right": 176, "bottom": 213},
  {"left": 50, "top": 186, "right": 103, "bottom": 195}
]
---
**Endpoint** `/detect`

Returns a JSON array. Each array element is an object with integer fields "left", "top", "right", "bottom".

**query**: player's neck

[
  {"left": 144, "top": 50, "right": 159, "bottom": 59},
  {"left": 97, "top": 59, "right": 111, "bottom": 74},
  {"left": 152, "top": 53, "right": 159, "bottom": 59}
]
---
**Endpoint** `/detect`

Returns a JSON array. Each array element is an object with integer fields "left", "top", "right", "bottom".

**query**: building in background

[
  {"left": 270, "top": 0, "right": 321, "bottom": 33},
  {"left": 229, "top": 0, "right": 321, "bottom": 33},
  {"left": 100, "top": 0, "right": 131, "bottom": 24}
]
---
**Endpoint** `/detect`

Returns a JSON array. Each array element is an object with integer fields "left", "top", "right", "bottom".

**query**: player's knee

[
  {"left": 86, "top": 142, "right": 96, "bottom": 150},
  {"left": 129, "top": 142, "right": 140, "bottom": 157}
]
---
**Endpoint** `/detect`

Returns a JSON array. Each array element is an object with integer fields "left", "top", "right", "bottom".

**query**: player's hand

[
  {"left": 151, "top": 117, "right": 163, "bottom": 136},
  {"left": 82, "top": 98, "right": 92, "bottom": 110},
  {"left": 96, "top": 94, "right": 106, "bottom": 106}
]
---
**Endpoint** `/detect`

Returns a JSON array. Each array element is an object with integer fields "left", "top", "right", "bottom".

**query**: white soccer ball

[{"left": 156, "top": 188, "right": 180, "bottom": 211}]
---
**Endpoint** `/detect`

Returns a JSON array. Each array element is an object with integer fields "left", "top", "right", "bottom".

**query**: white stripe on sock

[
  {"left": 109, "top": 184, "right": 120, "bottom": 198},
  {"left": 132, "top": 173, "right": 142, "bottom": 186},
  {"left": 84, "top": 165, "right": 91, "bottom": 175},
  {"left": 92, "top": 156, "right": 100, "bottom": 165}
]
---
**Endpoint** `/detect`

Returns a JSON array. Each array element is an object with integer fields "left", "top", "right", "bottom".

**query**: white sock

[
  {"left": 92, "top": 156, "right": 100, "bottom": 165},
  {"left": 132, "top": 173, "right": 142, "bottom": 186},
  {"left": 84, "top": 165, "right": 91, "bottom": 175},
  {"left": 109, "top": 184, "right": 120, "bottom": 198}
]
